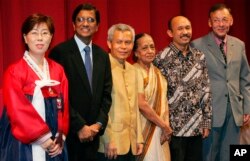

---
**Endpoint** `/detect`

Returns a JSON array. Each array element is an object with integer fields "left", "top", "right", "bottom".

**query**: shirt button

[
  {"left": 224, "top": 65, "right": 227, "bottom": 69},
  {"left": 225, "top": 94, "right": 228, "bottom": 97}
]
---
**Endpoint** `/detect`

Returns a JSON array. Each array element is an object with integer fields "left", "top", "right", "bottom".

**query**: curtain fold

[
  {"left": 1, "top": 0, "right": 249, "bottom": 88},
  {"left": 0, "top": 0, "right": 3, "bottom": 88}
]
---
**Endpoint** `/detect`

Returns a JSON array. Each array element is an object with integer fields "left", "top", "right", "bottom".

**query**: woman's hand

[{"left": 41, "top": 137, "right": 63, "bottom": 157}]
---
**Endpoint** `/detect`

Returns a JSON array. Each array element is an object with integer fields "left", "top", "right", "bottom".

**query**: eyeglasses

[
  {"left": 76, "top": 17, "right": 96, "bottom": 23},
  {"left": 211, "top": 18, "right": 230, "bottom": 25},
  {"left": 28, "top": 31, "right": 51, "bottom": 38}
]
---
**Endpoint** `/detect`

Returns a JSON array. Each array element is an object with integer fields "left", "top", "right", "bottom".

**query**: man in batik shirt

[{"left": 153, "top": 16, "right": 212, "bottom": 161}]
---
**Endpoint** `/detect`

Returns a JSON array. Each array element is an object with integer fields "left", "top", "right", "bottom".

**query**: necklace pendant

[{"left": 48, "top": 87, "right": 54, "bottom": 95}]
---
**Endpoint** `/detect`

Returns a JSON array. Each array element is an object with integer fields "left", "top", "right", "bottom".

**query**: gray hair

[{"left": 107, "top": 23, "right": 135, "bottom": 42}]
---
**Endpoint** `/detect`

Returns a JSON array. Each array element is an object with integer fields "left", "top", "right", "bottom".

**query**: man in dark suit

[
  {"left": 49, "top": 3, "right": 112, "bottom": 161},
  {"left": 191, "top": 3, "right": 250, "bottom": 161}
]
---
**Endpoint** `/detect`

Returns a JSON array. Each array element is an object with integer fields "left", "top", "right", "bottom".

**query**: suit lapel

[
  {"left": 91, "top": 45, "right": 100, "bottom": 97},
  {"left": 226, "top": 36, "right": 234, "bottom": 64},
  {"left": 207, "top": 33, "right": 226, "bottom": 64},
  {"left": 69, "top": 39, "right": 92, "bottom": 95}
]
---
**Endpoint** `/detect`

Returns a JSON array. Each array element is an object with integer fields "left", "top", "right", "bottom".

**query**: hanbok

[{"left": 0, "top": 51, "right": 69, "bottom": 161}]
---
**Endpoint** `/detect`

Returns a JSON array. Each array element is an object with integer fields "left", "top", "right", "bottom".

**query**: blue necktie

[{"left": 84, "top": 46, "right": 92, "bottom": 87}]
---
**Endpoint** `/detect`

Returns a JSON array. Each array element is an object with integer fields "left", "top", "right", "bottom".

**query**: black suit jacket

[{"left": 49, "top": 38, "right": 112, "bottom": 161}]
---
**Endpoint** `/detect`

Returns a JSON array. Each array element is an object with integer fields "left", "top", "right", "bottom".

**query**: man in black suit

[{"left": 49, "top": 3, "right": 112, "bottom": 161}]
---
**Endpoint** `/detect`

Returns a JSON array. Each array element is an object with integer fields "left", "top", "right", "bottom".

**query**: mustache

[{"left": 180, "top": 34, "right": 191, "bottom": 38}]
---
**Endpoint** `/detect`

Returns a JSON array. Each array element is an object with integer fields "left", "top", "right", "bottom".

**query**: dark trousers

[
  {"left": 97, "top": 150, "right": 135, "bottom": 161},
  {"left": 170, "top": 135, "right": 202, "bottom": 161}
]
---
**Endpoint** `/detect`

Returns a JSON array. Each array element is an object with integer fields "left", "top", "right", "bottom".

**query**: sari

[{"left": 134, "top": 63, "right": 170, "bottom": 161}]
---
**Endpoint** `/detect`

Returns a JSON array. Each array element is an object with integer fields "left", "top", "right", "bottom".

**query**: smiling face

[
  {"left": 108, "top": 30, "right": 134, "bottom": 63},
  {"left": 134, "top": 34, "right": 156, "bottom": 66},
  {"left": 167, "top": 16, "right": 192, "bottom": 49},
  {"left": 73, "top": 10, "right": 99, "bottom": 44},
  {"left": 23, "top": 23, "right": 52, "bottom": 57},
  {"left": 209, "top": 8, "right": 233, "bottom": 39}
]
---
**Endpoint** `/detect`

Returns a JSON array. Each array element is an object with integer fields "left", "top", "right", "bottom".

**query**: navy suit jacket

[{"left": 49, "top": 37, "right": 112, "bottom": 161}]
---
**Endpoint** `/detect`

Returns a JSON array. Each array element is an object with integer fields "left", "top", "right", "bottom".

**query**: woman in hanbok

[
  {"left": 0, "top": 13, "right": 69, "bottom": 161},
  {"left": 133, "top": 33, "right": 172, "bottom": 161}
]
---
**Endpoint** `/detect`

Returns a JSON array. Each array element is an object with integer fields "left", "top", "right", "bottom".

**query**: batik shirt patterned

[{"left": 153, "top": 42, "right": 212, "bottom": 137}]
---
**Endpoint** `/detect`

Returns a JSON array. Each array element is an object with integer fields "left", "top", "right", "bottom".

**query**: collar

[
  {"left": 212, "top": 32, "right": 227, "bottom": 46},
  {"left": 169, "top": 42, "right": 193, "bottom": 59},
  {"left": 74, "top": 34, "right": 93, "bottom": 52},
  {"left": 23, "top": 51, "right": 50, "bottom": 80},
  {"left": 109, "top": 54, "right": 127, "bottom": 69}
]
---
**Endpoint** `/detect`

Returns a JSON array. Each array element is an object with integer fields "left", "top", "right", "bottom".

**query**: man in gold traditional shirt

[{"left": 97, "top": 23, "right": 144, "bottom": 161}]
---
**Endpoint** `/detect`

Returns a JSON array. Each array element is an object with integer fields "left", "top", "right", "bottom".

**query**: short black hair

[
  {"left": 167, "top": 16, "right": 175, "bottom": 31},
  {"left": 209, "top": 3, "right": 231, "bottom": 17},
  {"left": 72, "top": 3, "right": 100, "bottom": 24},
  {"left": 168, "top": 16, "right": 182, "bottom": 31}
]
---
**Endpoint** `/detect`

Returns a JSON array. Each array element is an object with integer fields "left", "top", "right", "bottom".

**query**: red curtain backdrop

[{"left": 0, "top": 0, "right": 249, "bottom": 90}]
